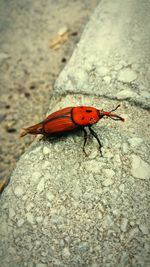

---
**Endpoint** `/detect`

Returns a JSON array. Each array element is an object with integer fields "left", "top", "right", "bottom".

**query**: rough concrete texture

[
  {"left": 0, "top": 0, "right": 99, "bottom": 188},
  {"left": 55, "top": 0, "right": 150, "bottom": 109},
  {"left": 0, "top": 0, "right": 150, "bottom": 267}
]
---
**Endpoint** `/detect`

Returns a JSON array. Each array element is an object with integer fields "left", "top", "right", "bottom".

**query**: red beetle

[{"left": 20, "top": 105, "right": 125, "bottom": 155}]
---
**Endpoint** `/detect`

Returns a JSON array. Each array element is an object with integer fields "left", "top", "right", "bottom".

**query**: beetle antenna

[
  {"left": 109, "top": 104, "right": 120, "bottom": 113},
  {"left": 109, "top": 116, "right": 122, "bottom": 121}
]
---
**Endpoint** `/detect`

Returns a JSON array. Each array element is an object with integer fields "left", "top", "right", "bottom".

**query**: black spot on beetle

[
  {"left": 86, "top": 110, "right": 92, "bottom": 113},
  {"left": 81, "top": 117, "right": 85, "bottom": 120}
]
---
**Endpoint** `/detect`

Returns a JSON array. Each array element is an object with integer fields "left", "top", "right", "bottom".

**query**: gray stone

[
  {"left": 120, "top": 218, "right": 128, "bottom": 232},
  {"left": 41, "top": 161, "right": 50, "bottom": 169},
  {"left": 128, "top": 227, "right": 139, "bottom": 241},
  {"left": 102, "top": 169, "right": 115, "bottom": 187},
  {"left": 97, "top": 66, "right": 109, "bottom": 76},
  {"left": 62, "top": 247, "right": 71, "bottom": 258},
  {"left": 98, "top": 202, "right": 104, "bottom": 213},
  {"left": 119, "top": 184, "right": 125, "bottom": 192},
  {"left": 128, "top": 137, "right": 143, "bottom": 147},
  {"left": 116, "top": 89, "right": 137, "bottom": 100},
  {"left": 37, "top": 178, "right": 45, "bottom": 192},
  {"left": 83, "top": 160, "right": 102, "bottom": 173},
  {"left": 26, "top": 212, "right": 34, "bottom": 224},
  {"left": 122, "top": 143, "right": 129, "bottom": 154},
  {"left": 79, "top": 242, "right": 89, "bottom": 252},
  {"left": 103, "top": 215, "right": 114, "bottom": 227},
  {"left": 14, "top": 185, "right": 24, "bottom": 197},
  {"left": 97, "top": 211, "right": 103, "bottom": 219},
  {"left": 139, "top": 224, "right": 149, "bottom": 235},
  {"left": 102, "top": 178, "right": 114, "bottom": 187},
  {"left": 118, "top": 68, "right": 137, "bottom": 83},
  {"left": 103, "top": 169, "right": 115, "bottom": 178},
  {"left": 36, "top": 216, "right": 43, "bottom": 223},
  {"left": 26, "top": 203, "right": 34, "bottom": 212},
  {"left": 46, "top": 191, "right": 55, "bottom": 201},
  {"left": 9, "top": 208, "right": 15, "bottom": 218},
  {"left": 32, "top": 171, "right": 41, "bottom": 183},
  {"left": 17, "top": 218, "right": 25, "bottom": 227},
  {"left": 103, "top": 75, "right": 111, "bottom": 83},
  {"left": 43, "top": 146, "right": 50, "bottom": 155},
  {"left": 131, "top": 155, "right": 150, "bottom": 180},
  {"left": 120, "top": 252, "right": 129, "bottom": 266},
  {"left": 114, "top": 63, "right": 123, "bottom": 71}
]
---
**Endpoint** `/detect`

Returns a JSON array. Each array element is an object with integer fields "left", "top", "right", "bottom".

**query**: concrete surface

[
  {"left": 0, "top": 0, "right": 150, "bottom": 267},
  {"left": 55, "top": 0, "right": 150, "bottom": 109},
  {"left": 0, "top": 0, "right": 99, "bottom": 188}
]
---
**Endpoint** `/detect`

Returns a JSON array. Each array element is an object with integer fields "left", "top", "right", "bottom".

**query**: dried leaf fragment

[
  {"left": 0, "top": 177, "right": 10, "bottom": 194},
  {"left": 49, "top": 26, "right": 69, "bottom": 49}
]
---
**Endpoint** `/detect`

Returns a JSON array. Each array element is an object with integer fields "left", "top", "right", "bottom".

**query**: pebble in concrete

[
  {"left": 32, "top": 171, "right": 42, "bottom": 183},
  {"left": 102, "top": 169, "right": 115, "bottom": 186},
  {"left": 79, "top": 241, "right": 89, "bottom": 252},
  {"left": 128, "top": 137, "right": 143, "bottom": 147},
  {"left": 103, "top": 75, "right": 111, "bottom": 83},
  {"left": 120, "top": 218, "right": 128, "bottom": 232},
  {"left": 120, "top": 252, "right": 129, "bottom": 266},
  {"left": 62, "top": 247, "right": 71, "bottom": 259},
  {"left": 128, "top": 227, "right": 139, "bottom": 241},
  {"left": 97, "top": 211, "right": 103, "bottom": 219},
  {"left": 103, "top": 169, "right": 115, "bottom": 178},
  {"left": 43, "top": 146, "right": 50, "bottom": 155},
  {"left": 14, "top": 185, "right": 24, "bottom": 197},
  {"left": 117, "top": 68, "right": 137, "bottom": 83},
  {"left": 36, "top": 216, "right": 43, "bottom": 223},
  {"left": 131, "top": 155, "right": 150, "bottom": 180},
  {"left": 97, "top": 66, "right": 109, "bottom": 76},
  {"left": 116, "top": 89, "right": 137, "bottom": 100},
  {"left": 119, "top": 184, "right": 125, "bottom": 192},
  {"left": 102, "top": 178, "right": 114, "bottom": 187},
  {"left": 139, "top": 224, "right": 149, "bottom": 235},
  {"left": 9, "top": 208, "right": 15, "bottom": 218},
  {"left": 37, "top": 178, "right": 45, "bottom": 192},
  {"left": 26, "top": 212, "right": 34, "bottom": 224},
  {"left": 17, "top": 218, "right": 25, "bottom": 227},
  {"left": 46, "top": 191, "right": 55, "bottom": 201},
  {"left": 41, "top": 161, "right": 50, "bottom": 169}
]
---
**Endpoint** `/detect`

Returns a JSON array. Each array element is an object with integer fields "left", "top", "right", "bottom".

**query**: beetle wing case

[{"left": 43, "top": 107, "right": 77, "bottom": 135}]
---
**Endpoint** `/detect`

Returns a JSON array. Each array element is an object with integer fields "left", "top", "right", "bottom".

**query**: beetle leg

[
  {"left": 83, "top": 128, "right": 88, "bottom": 156},
  {"left": 88, "top": 126, "right": 103, "bottom": 157}
]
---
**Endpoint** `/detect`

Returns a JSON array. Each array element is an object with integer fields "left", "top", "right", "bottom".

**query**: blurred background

[{"left": 0, "top": 0, "right": 99, "bottom": 187}]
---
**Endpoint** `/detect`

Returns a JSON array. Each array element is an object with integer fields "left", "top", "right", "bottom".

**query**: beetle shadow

[{"left": 40, "top": 128, "right": 84, "bottom": 145}]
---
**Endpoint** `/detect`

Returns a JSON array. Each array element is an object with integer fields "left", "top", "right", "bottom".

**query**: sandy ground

[{"left": 0, "top": 0, "right": 99, "bottom": 188}]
